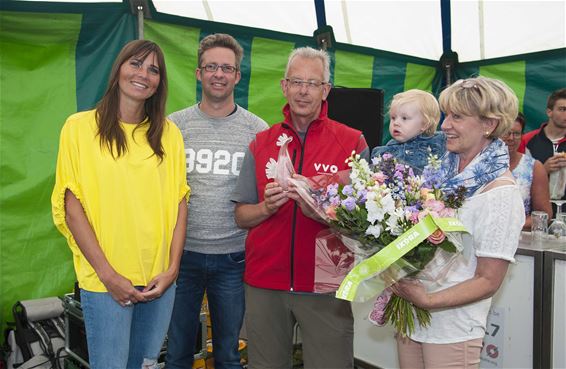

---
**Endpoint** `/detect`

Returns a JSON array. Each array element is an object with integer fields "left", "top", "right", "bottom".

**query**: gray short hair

[{"left": 285, "top": 47, "right": 330, "bottom": 82}]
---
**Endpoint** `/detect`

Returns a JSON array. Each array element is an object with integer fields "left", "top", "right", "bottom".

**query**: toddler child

[{"left": 371, "top": 89, "right": 445, "bottom": 171}]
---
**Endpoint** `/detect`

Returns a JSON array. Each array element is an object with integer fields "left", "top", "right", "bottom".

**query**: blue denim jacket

[{"left": 371, "top": 132, "right": 446, "bottom": 172}]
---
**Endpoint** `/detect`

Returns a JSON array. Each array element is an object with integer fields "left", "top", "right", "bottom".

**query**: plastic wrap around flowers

[{"left": 289, "top": 152, "right": 468, "bottom": 336}]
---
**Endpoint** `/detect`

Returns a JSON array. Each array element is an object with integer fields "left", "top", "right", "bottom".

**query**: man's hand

[
  {"left": 544, "top": 153, "right": 566, "bottom": 173},
  {"left": 287, "top": 174, "right": 324, "bottom": 222},
  {"left": 263, "top": 181, "right": 289, "bottom": 215}
]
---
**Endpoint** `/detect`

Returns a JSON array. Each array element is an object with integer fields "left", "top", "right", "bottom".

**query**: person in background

[
  {"left": 520, "top": 88, "right": 566, "bottom": 211},
  {"left": 392, "top": 77, "right": 524, "bottom": 369},
  {"left": 371, "top": 89, "right": 445, "bottom": 172},
  {"left": 165, "top": 34, "right": 268, "bottom": 369},
  {"left": 52, "top": 40, "right": 189, "bottom": 369},
  {"left": 232, "top": 47, "right": 368, "bottom": 369},
  {"left": 503, "top": 112, "right": 552, "bottom": 229}
]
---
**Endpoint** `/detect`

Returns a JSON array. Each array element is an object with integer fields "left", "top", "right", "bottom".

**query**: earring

[{"left": 484, "top": 131, "right": 490, "bottom": 138}]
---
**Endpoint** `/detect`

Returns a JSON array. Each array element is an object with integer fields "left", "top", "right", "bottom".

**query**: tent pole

[
  {"left": 440, "top": 0, "right": 457, "bottom": 87},
  {"left": 478, "top": 0, "right": 485, "bottom": 60},
  {"left": 314, "top": 0, "right": 327, "bottom": 29},
  {"left": 137, "top": 5, "right": 144, "bottom": 40},
  {"left": 128, "top": 0, "right": 150, "bottom": 39},
  {"left": 314, "top": 0, "right": 335, "bottom": 51}
]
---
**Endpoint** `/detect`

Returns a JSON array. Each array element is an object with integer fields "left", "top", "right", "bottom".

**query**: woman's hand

[
  {"left": 140, "top": 269, "right": 177, "bottom": 301},
  {"left": 390, "top": 279, "right": 432, "bottom": 310},
  {"left": 100, "top": 271, "right": 145, "bottom": 306}
]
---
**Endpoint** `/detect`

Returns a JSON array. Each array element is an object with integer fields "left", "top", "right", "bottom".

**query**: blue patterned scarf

[{"left": 439, "top": 139, "right": 510, "bottom": 198}]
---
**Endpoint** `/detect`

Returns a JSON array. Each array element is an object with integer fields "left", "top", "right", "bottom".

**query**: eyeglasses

[
  {"left": 201, "top": 63, "right": 238, "bottom": 74},
  {"left": 503, "top": 131, "right": 522, "bottom": 139},
  {"left": 285, "top": 78, "right": 328, "bottom": 90}
]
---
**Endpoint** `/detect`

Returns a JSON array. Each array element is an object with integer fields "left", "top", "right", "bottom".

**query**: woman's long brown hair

[{"left": 95, "top": 40, "right": 168, "bottom": 161}]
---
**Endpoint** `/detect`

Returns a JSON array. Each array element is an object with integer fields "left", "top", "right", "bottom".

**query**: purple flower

[
  {"left": 382, "top": 153, "right": 393, "bottom": 160},
  {"left": 357, "top": 189, "right": 368, "bottom": 204},
  {"left": 368, "top": 288, "right": 392, "bottom": 326},
  {"left": 327, "top": 183, "right": 338, "bottom": 197},
  {"left": 408, "top": 168, "right": 415, "bottom": 177},
  {"left": 330, "top": 196, "right": 341, "bottom": 206},
  {"left": 342, "top": 197, "right": 357, "bottom": 211},
  {"left": 406, "top": 205, "right": 419, "bottom": 213},
  {"left": 342, "top": 185, "right": 354, "bottom": 196},
  {"left": 423, "top": 166, "right": 444, "bottom": 189}
]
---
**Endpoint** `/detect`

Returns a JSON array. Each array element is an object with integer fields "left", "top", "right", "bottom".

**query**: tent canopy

[{"left": 21, "top": 0, "right": 566, "bottom": 61}]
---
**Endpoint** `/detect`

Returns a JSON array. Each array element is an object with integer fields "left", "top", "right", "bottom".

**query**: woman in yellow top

[{"left": 51, "top": 40, "right": 190, "bottom": 369}]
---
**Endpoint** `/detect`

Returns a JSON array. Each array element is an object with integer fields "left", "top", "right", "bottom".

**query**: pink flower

[
  {"left": 417, "top": 210, "right": 440, "bottom": 222},
  {"left": 424, "top": 199, "right": 445, "bottom": 213},
  {"left": 407, "top": 210, "right": 420, "bottom": 224},
  {"left": 439, "top": 207, "right": 455, "bottom": 218},
  {"left": 368, "top": 288, "right": 392, "bottom": 326},
  {"left": 372, "top": 172, "right": 387, "bottom": 184},
  {"left": 326, "top": 206, "right": 338, "bottom": 220},
  {"left": 427, "top": 229, "right": 446, "bottom": 244}
]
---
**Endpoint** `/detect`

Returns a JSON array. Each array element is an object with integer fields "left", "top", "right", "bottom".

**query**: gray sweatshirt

[{"left": 169, "top": 104, "right": 268, "bottom": 254}]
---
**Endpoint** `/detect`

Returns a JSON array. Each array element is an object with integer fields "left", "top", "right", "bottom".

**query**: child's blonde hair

[{"left": 390, "top": 89, "right": 440, "bottom": 136}]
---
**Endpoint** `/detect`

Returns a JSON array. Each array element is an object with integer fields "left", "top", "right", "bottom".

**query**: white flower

[
  {"left": 366, "top": 193, "right": 384, "bottom": 224},
  {"left": 385, "top": 209, "right": 404, "bottom": 236},
  {"left": 366, "top": 223, "right": 383, "bottom": 238},
  {"left": 265, "top": 158, "right": 277, "bottom": 179},
  {"left": 276, "top": 133, "right": 293, "bottom": 147},
  {"left": 381, "top": 193, "right": 396, "bottom": 213},
  {"left": 366, "top": 192, "right": 395, "bottom": 224}
]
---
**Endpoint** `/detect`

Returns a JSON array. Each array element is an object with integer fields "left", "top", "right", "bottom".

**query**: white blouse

[{"left": 410, "top": 183, "right": 525, "bottom": 344}]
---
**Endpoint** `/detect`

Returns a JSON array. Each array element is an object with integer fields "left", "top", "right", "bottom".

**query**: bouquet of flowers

[{"left": 290, "top": 152, "right": 467, "bottom": 336}]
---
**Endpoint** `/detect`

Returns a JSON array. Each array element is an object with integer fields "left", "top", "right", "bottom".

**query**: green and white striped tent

[{"left": 0, "top": 0, "right": 565, "bottom": 329}]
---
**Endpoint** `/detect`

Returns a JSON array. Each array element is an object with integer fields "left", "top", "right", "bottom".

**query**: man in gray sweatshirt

[{"left": 165, "top": 33, "right": 268, "bottom": 369}]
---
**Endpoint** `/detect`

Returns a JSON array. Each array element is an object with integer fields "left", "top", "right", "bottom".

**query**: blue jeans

[
  {"left": 80, "top": 285, "right": 175, "bottom": 369},
  {"left": 166, "top": 250, "right": 245, "bottom": 369}
]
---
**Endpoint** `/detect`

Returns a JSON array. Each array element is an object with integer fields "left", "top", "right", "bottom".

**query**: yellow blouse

[{"left": 51, "top": 110, "right": 190, "bottom": 292}]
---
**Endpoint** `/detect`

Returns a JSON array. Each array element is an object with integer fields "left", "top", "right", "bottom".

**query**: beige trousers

[
  {"left": 397, "top": 335, "right": 483, "bottom": 369},
  {"left": 245, "top": 284, "right": 354, "bottom": 369}
]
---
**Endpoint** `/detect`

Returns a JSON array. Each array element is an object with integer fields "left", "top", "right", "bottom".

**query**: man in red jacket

[{"left": 232, "top": 47, "right": 368, "bottom": 368}]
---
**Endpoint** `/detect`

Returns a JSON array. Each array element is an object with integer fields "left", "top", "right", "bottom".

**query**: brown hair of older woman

[
  {"left": 96, "top": 40, "right": 168, "bottom": 161},
  {"left": 515, "top": 112, "right": 526, "bottom": 132}
]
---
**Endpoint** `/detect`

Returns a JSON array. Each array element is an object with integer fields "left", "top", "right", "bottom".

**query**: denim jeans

[
  {"left": 165, "top": 250, "right": 245, "bottom": 369},
  {"left": 80, "top": 285, "right": 175, "bottom": 369}
]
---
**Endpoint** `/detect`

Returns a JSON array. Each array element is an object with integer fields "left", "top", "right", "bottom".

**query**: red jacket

[
  {"left": 519, "top": 123, "right": 566, "bottom": 159},
  {"left": 244, "top": 102, "right": 367, "bottom": 292}
]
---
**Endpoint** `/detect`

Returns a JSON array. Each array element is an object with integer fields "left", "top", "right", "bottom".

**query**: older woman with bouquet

[{"left": 391, "top": 77, "right": 525, "bottom": 369}]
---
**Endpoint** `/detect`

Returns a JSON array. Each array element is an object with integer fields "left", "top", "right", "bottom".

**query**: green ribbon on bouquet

[{"left": 335, "top": 215, "right": 467, "bottom": 301}]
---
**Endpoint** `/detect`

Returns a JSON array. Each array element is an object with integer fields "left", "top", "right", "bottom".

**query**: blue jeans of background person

[
  {"left": 166, "top": 250, "right": 245, "bottom": 369},
  {"left": 80, "top": 285, "right": 175, "bottom": 369}
]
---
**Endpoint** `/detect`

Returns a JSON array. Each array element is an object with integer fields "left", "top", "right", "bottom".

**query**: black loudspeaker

[{"left": 326, "top": 87, "right": 384, "bottom": 151}]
